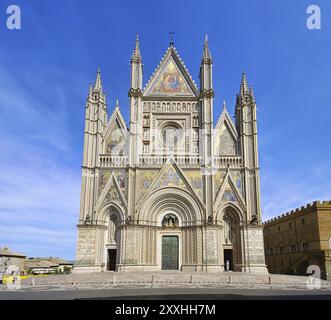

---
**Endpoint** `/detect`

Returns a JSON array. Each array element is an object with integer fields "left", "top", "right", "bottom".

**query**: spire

[
  {"left": 94, "top": 68, "right": 103, "bottom": 93},
  {"left": 250, "top": 85, "right": 256, "bottom": 103},
  {"left": 240, "top": 72, "right": 249, "bottom": 95},
  {"left": 131, "top": 34, "right": 142, "bottom": 62},
  {"left": 202, "top": 34, "right": 212, "bottom": 64},
  {"left": 88, "top": 83, "right": 93, "bottom": 97},
  {"left": 115, "top": 99, "right": 119, "bottom": 109}
]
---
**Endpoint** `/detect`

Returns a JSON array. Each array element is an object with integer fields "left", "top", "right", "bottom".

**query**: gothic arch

[
  {"left": 96, "top": 201, "right": 126, "bottom": 224},
  {"left": 215, "top": 202, "right": 245, "bottom": 225},
  {"left": 137, "top": 187, "right": 204, "bottom": 226}
]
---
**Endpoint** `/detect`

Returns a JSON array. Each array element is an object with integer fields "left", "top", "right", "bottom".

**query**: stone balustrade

[
  {"left": 99, "top": 155, "right": 128, "bottom": 168},
  {"left": 98, "top": 155, "right": 242, "bottom": 168}
]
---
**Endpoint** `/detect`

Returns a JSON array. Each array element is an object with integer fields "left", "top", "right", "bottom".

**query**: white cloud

[{"left": 0, "top": 62, "right": 82, "bottom": 260}]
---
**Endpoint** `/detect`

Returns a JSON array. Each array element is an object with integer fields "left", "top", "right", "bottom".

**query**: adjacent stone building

[
  {"left": 263, "top": 201, "right": 331, "bottom": 280},
  {"left": 75, "top": 36, "right": 268, "bottom": 274}
]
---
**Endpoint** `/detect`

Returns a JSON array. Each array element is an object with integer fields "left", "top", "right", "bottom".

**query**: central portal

[{"left": 162, "top": 236, "right": 179, "bottom": 270}]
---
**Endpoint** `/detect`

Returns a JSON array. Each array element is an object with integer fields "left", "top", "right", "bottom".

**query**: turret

[
  {"left": 199, "top": 35, "right": 214, "bottom": 221},
  {"left": 128, "top": 35, "right": 144, "bottom": 219},
  {"left": 235, "top": 72, "right": 262, "bottom": 223},
  {"left": 79, "top": 69, "right": 108, "bottom": 222}
]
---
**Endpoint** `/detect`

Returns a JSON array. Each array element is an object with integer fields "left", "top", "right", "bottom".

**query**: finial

[
  {"left": 94, "top": 68, "right": 103, "bottom": 92},
  {"left": 115, "top": 99, "right": 119, "bottom": 108},
  {"left": 169, "top": 31, "right": 175, "bottom": 47},
  {"left": 222, "top": 100, "right": 227, "bottom": 110}
]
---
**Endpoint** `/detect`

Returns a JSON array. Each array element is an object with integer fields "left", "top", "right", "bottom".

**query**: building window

[
  {"left": 291, "top": 244, "right": 296, "bottom": 253},
  {"left": 302, "top": 218, "right": 305, "bottom": 225},
  {"left": 278, "top": 226, "right": 281, "bottom": 232},
  {"left": 280, "top": 246, "right": 284, "bottom": 254},
  {"left": 161, "top": 125, "right": 183, "bottom": 149},
  {"left": 289, "top": 222, "right": 292, "bottom": 229},
  {"left": 270, "top": 248, "right": 274, "bottom": 255}
]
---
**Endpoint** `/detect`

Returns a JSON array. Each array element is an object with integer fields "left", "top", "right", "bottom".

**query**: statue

[
  {"left": 162, "top": 214, "right": 179, "bottom": 227},
  {"left": 250, "top": 215, "right": 258, "bottom": 225}
]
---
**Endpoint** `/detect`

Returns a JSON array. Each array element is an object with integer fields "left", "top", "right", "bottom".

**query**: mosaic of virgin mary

[{"left": 152, "top": 60, "right": 190, "bottom": 95}]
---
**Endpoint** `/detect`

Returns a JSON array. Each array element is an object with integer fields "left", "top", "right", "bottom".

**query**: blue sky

[{"left": 0, "top": 0, "right": 330, "bottom": 260}]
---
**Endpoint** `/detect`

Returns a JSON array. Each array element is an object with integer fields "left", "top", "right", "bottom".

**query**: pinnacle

[
  {"left": 202, "top": 34, "right": 212, "bottom": 64},
  {"left": 240, "top": 72, "right": 249, "bottom": 95},
  {"left": 132, "top": 34, "right": 142, "bottom": 62},
  {"left": 250, "top": 85, "right": 256, "bottom": 102},
  {"left": 94, "top": 69, "right": 103, "bottom": 93}
]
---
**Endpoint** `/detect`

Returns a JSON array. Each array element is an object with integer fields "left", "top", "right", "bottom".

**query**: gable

[
  {"left": 104, "top": 105, "right": 128, "bottom": 155},
  {"left": 219, "top": 123, "right": 237, "bottom": 156},
  {"left": 150, "top": 58, "right": 192, "bottom": 96},
  {"left": 105, "top": 119, "right": 127, "bottom": 155},
  {"left": 222, "top": 181, "right": 239, "bottom": 203},
  {"left": 214, "top": 170, "right": 246, "bottom": 211},
  {"left": 214, "top": 105, "right": 238, "bottom": 156},
  {"left": 136, "top": 161, "right": 204, "bottom": 210},
  {"left": 143, "top": 47, "right": 198, "bottom": 97},
  {"left": 99, "top": 169, "right": 127, "bottom": 198},
  {"left": 96, "top": 172, "right": 127, "bottom": 212}
]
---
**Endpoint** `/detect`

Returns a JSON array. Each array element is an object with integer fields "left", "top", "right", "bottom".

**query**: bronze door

[{"left": 162, "top": 236, "right": 179, "bottom": 270}]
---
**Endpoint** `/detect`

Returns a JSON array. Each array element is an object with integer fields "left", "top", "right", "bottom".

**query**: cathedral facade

[{"left": 75, "top": 36, "right": 268, "bottom": 274}]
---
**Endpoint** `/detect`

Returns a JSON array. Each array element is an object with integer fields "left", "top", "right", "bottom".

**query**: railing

[
  {"left": 138, "top": 156, "right": 202, "bottom": 167},
  {"left": 99, "top": 155, "right": 128, "bottom": 168},
  {"left": 98, "top": 155, "right": 242, "bottom": 168},
  {"left": 212, "top": 157, "right": 242, "bottom": 168}
]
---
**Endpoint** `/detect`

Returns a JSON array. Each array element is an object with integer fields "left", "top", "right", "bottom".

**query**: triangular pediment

[
  {"left": 143, "top": 47, "right": 199, "bottom": 97},
  {"left": 104, "top": 106, "right": 128, "bottom": 155},
  {"left": 214, "top": 170, "right": 245, "bottom": 211},
  {"left": 136, "top": 159, "right": 204, "bottom": 210},
  {"left": 214, "top": 106, "right": 238, "bottom": 156},
  {"left": 95, "top": 172, "right": 127, "bottom": 213},
  {"left": 222, "top": 181, "right": 239, "bottom": 202}
]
